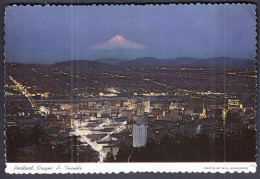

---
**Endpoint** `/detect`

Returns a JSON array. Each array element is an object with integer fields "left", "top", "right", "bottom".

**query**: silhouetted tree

[
  {"left": 104, "top": 152, "right": 115, "bottom": 162},
  {"left": 115, "top": 128, "right": 256, "bottom": 162}
]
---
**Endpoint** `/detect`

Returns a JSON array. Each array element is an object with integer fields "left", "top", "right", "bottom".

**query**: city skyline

[{"left": 5, "top": 5, "right": 256, "bottom": 64}]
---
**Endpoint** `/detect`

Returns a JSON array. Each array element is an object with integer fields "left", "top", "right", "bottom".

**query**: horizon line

[{"left": 5, "top": 56, "right": 256, "bottom": 65}]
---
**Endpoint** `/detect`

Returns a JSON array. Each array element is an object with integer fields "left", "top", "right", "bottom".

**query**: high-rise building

[
  {"left": 123, "top": 100, "right": 133, "bottom": 110},
  {"left": 189, "top": 96, "right": 204, "bottom": 114},
  {"left": 228, "top": 99, "right": 242, "bottom": 111},
  {"left": 142, "top": 100, "right": 150, "bottom": 113},
  {"left": 136, "top": 103, "right": 145, "bottom": 115},
  {"left": 169, "top": 108, "right": 183, "bottom": 121},
  {"left": 133, "top": 121, "right": 147, "bottom": 147}
]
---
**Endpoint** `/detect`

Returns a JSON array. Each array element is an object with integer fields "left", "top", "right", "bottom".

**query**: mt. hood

[{"left": 90, "top": 35, "right": 147, "bottom": 50}]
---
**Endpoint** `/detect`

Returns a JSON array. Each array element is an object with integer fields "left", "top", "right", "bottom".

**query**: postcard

[{"left": 4, "top": 4, "right": 257, "bottom": 173}]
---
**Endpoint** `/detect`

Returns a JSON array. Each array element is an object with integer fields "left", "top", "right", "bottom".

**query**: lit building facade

[{"left": 133, "top": 121, "right": 147, "bottom": 147}]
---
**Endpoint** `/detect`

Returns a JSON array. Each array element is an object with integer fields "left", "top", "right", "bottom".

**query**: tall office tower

[
  {"left": 123, "top": 100, "right": 133, "bottom": 110},
  {"left": 142, "top": 100, "right": 150, "bottom": 113},
  {"left": 136, "top": 103, "right": 145, "bottom": 115},
  {"left": 189, "top": 96, "right": 204, "bottom": 114},
  {"left": 133, "top": 121, "right": 147, "bottom": 147},
  {"left": 228, "top": 99, "right": 242, "bottom": 111}
]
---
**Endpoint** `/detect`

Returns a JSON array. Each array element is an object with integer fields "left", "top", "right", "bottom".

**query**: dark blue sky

[{"left": 5, "top": 4, "right": 256, "bottom": 64}]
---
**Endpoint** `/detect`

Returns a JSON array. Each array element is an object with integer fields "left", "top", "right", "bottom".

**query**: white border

[{"left": 6, "top": 162, "right": 257, "bottom": 174}]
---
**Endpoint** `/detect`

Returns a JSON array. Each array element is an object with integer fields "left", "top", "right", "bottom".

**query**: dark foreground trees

[
  {"left": 111, "top": 127, "right": 256, "bottom": 162},
  {"left": 6, "top": 125, "right": 99, "bottom": 162},
  {"left": 7, "top": 124, "right": 255, "bottom": 163}
]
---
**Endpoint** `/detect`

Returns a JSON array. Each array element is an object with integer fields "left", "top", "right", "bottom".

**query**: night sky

[{"left": 5, "top": 4, "right": 256, "bottom": 64}]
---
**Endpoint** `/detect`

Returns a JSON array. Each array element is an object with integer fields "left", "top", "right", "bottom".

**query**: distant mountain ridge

[
  {"left": 52, "top": 60, "right": 114, "bottom": 70},
  {"left": 95, "top": 58, "right": 124, "bottom": 65},
  {"left": 52, "top": 57, "right": 255, "bottom": 70},
  {"left": 118, "top": 57, "right": 255, "bottom": 69}
]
